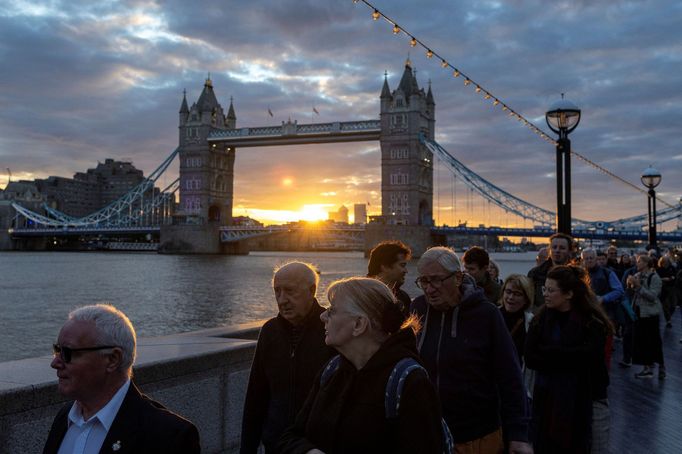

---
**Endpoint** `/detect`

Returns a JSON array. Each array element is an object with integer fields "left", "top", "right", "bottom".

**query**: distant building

[
  {"left": 232, "top": 216, "right": 263, "bottom": 227},
  {"left": 0, "top": 181, "right": 46, "bottom": 249},
  {"left": 328, "top": 205, "right": 349, "bottom": 224},
  {"left": 32, "top": 159, "right": 148, "bottom": 217},
  {"left": 354, "top": 203, "right": 367, "bottom": 225}
]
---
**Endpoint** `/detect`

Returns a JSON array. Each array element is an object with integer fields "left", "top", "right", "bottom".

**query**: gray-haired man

[
  {"left": 43, "top": 304, "right": 200, "bottom": 454},
  {"left": 411, "top": 247, "right": 531, "bottom": 454}
]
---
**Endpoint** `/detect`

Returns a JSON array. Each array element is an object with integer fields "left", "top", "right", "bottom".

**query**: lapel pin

[{"left": 112, "top": 440, "right": 122, "bottom": 451}]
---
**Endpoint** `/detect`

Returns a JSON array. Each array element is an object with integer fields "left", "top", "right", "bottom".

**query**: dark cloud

[{"left": 0, "top": 0, "right": 680, "bottom": 227}]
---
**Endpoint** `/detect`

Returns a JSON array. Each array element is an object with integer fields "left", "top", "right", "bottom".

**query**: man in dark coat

[
  {"left": 412, "top": 247, "right": 532, "bottom": 454},
  {"left": 240, "top": 262, "right": 334, "bottom": 453},
  {"left": 527, "top": 232, "right": 575, "bottom": 310},
  {"left": 462, "top": 246, "right": 502, "bottom": 303},
  {"left": 43, "top": 304, "right": 200, "bottom": 454},
  {"left": 367, "top": 240, "right": 412, "bottom": 318}
]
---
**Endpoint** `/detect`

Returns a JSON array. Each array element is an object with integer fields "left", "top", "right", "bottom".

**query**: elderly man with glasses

[
  {"left": 43, "top": 304, "right": 200, "bottom": 454},
  {"left": 411, "top": 247, "right": 532, "bottom": 454}
]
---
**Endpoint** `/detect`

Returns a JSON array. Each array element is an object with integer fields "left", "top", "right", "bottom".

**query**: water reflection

[{"left": 0, "top": 250, "right": 536, "bottom": 362}]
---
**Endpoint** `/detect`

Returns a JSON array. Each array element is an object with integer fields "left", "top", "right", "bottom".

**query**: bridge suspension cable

[
  {"left": 11, "top": 148, "right": 179, "bottom": 228},
  {"left": 352, "top": 0, "right": 675, "bottom": 209},
  {"left": 423, "top": 135, "right": 555, "bottom": 227},
  {"left": 423, "top": 135, "right": 682, "bottom": 229}
]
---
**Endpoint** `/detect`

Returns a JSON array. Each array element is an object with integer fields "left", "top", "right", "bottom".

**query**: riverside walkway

[{"left": 609, "top": 311, "right": 682, "bottom": 453}]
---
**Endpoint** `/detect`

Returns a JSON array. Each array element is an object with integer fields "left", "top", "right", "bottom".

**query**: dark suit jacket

[{"left": 43, "top": 382, "right": 201, "bottom": 454}]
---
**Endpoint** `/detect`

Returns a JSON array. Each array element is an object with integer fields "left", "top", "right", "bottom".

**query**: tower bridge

[{"left": 6, "top": 62, "right": 682, "bottom": 254}]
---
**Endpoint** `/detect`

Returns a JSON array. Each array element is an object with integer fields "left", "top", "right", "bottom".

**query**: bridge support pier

[
  {"left": 159, "top": 223, "right": 223, "bottom": 254},
  {"left": 364, "top": 224, "right": 436, "bottom": 258}
]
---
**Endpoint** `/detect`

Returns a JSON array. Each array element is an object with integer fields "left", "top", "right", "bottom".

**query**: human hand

[{"left": 509, "top": 440, "right": 533, "bottom": 454}]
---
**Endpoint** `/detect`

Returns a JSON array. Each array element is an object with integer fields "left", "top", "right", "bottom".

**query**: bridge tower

[
  {"left": 178, "top": 77, "right": 236, "bottom": 225},
  {"left": 379, "top": 60, "right": 434, "bottom": 226}
]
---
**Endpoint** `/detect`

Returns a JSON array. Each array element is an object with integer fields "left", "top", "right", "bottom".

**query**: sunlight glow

[{"left": 234, "top": 204, "right": 333, "bottom": 225}]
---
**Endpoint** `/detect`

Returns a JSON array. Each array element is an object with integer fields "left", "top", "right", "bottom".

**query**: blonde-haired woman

[{"left": 278, "top": 277, "right": 448, "bottom": 454}]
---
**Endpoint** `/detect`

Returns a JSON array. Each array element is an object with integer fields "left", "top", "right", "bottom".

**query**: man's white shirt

[{"left": 57, "top": 380, "right": 131, "bottom": 454}]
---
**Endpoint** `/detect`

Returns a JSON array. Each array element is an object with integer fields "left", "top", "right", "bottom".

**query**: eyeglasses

[
  {"left": 52, "top": 343, "right": 117, "bottom": 363},
  {"left": 541, "top": 286, "right": 560, "bottom": 294},
  {"left": 415, "top": 271, "right": 459, "bottom": 289}
]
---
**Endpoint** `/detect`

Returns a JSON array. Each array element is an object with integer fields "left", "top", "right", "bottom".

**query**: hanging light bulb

[
  {"left": 475, "top": 86, "right": 482, "bottom": 93},
  {"left": 410, "top": 37, "right": 417, "bottom": 47},
  {"left": 493, "top": 99, "right": 500, "bottom": 106},
  {"left": 453, "top": 69, "right": 460, "bottom": 77},
  {"left": 484, "top": 93, "right": 491, "bottom": 99},
  {"left": 502, "top": 105, "right": 508, "bottom": 111},
  {"left": 441, "top": 59, "right": 448, "bottom": 68},
  {"left": 393, "top": 24, "right": 400, "bottom": 34},
  {"left": 464, "top": 78, "right": 471, "bottom": 86},
  {"left": 426, "top": 49, "right": 433, "bottom": 58},
  {"left": 372, "top": 9, "right": 380, "bottom": 20}
]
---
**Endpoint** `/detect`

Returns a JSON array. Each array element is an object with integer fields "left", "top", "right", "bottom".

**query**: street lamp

[
  {"left": 546, "top": 95, "right": 581, "bottom": 236},
  {"left": 641, "top": 166, "right": 661, "bottom": 251}
]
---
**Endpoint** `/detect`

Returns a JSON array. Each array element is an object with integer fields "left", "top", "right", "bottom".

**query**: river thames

[{"left": 0, "top": 250, "right": 537, "bottom": 363}]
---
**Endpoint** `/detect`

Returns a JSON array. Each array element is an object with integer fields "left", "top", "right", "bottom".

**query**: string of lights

[{"left": 352, "top": 0, "right": 673, "bottom": 208}]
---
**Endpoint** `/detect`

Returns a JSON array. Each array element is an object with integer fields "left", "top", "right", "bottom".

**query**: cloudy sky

[{"left": 1, "top": 0, "right": 680, "bottom": 227}]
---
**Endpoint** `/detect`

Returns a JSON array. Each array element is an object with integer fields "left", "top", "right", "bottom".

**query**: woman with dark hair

[
  {"left": 657, "top": 255, "right": 677, "bottom": 329},
  {"left": 525, "top": 265, "right": 613, "bottom": 454},
  {"left": 278, "top": 277, "right": 448, "bottom": 454}
]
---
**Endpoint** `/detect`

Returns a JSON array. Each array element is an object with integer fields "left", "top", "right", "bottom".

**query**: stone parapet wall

[{"left": 0, "top": 322, "right": 264, "bottom": 454}]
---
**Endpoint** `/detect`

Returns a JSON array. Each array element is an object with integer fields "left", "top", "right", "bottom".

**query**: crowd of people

[{"left": 41, "top": 237, "right": 682, "bottom": 454}]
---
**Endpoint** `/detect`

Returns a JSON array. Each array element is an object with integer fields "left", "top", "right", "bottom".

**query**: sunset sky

[{"left": 1, "top": 0, "right": 680, "bottom": 227}]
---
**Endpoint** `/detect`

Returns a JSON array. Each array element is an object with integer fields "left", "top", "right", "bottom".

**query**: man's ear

[{"left": 105, "top": 347, "right": 124, "bottom": 373}]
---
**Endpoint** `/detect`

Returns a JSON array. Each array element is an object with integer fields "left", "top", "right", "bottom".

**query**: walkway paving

[{"left": 609, "top": 310, "right": 682, "bottom": 453}]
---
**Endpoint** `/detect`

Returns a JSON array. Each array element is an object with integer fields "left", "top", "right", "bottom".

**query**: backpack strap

[
  {"left": 320, "top": 355, "right": 342, "bottom": 387},
  {"left": 385, "top": 357, "right": 424, "bottom": 418},
  {"left": 385, "top": 357, "right": 455, "bottom": 454}
]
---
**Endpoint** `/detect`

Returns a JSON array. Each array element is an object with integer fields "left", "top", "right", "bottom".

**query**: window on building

[
  {"left": 390, "top": 172, "right": 409, "bottom": 185},
  {"left": 390, "top": 148, "right": 409, "bottom": 159}
]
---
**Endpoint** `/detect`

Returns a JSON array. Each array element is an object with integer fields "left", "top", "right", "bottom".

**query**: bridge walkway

[{"left": 609, "top": 310, "right": 682, "bottom": 453}]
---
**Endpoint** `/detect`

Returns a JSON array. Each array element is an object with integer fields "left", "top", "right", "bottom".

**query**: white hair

[
  {"left": 68, "top": 304, "right": 136, "bottom": 377},
  {"left": 273, "top": 261, "right": 320, "bottom": 290},
  {"left": 581, "top": 247, "right": 596, "bottom": 257},
  {"left": 417, "top": 246, "right": 462, "bottom": 273}
]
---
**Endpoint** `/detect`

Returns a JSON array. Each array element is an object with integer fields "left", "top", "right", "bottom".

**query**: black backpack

[{"left": 320, "top": 355, "right": 454, "bottom": 454}]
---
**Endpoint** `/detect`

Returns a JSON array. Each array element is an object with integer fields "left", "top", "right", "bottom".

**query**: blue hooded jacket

[{"left": 411, "top": 278, "right": 530, "bottom": 444}]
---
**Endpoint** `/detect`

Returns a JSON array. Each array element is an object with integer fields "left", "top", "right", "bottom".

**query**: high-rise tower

[
  {"left": 178, "top": 77, "right": 236, "bottom": 224},
  {"left": 379, "top": 61, "right": 434, "bottom": 226}
]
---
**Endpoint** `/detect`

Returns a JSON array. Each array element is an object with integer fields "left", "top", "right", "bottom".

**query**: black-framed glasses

[
  {"left": 415, "top": 271, "right": 459, "bottom": 289},
  {"left": 52, "top": 343, "right": 118, "bottom": 363}
]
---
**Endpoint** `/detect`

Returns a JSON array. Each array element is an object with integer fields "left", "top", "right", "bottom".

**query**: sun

[
  {"left": 282, "top": 177, "right": 293, "bottom": 187},
  {"left": 298, "top": 204, "right": 329, "bottom": 222}
]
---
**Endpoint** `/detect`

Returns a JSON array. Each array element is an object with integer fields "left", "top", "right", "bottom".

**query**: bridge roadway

[
  {"left": 8, "top": 226, "right": 159, "bottom": 237},
  {"left": 434, "top": 226, "right": 682, "bottom": 242},
  {"left": 9, "top": 224, "right": 682, "bottom": 242}
]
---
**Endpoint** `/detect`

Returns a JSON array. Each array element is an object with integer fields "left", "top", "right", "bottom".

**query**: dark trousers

[{"left": 622, "top": 317, "right": 633, "bottom": 363}]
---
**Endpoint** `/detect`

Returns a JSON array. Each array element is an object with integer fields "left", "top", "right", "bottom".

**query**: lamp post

[
  {"left": 641, "top": 166, "right": 661, "bottom": 251},
  {"left": 546, "top": 96, "right": 581, "bottom": 236}
]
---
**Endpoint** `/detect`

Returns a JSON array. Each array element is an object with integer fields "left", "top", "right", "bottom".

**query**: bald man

[{"left": 240, "top": 262, "right": 334, "bottom": 454}]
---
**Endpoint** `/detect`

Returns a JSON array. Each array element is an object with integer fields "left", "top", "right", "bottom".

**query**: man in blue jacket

[{"left": 412, "top": 246, "right": 532, "bottom": 454}]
